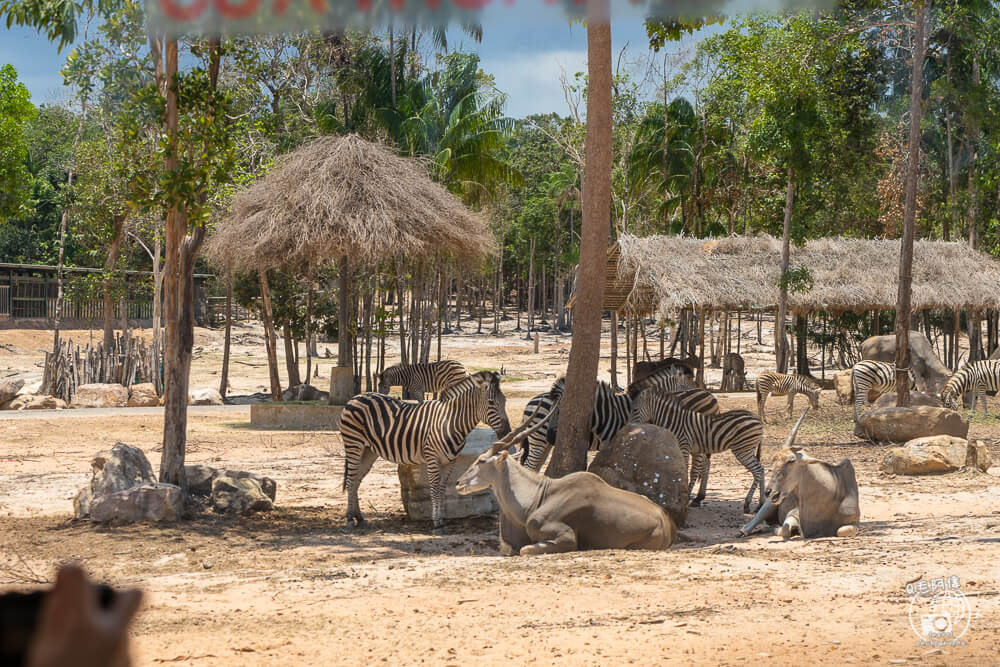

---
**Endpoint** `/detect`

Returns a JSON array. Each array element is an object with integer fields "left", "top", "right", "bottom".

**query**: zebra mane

[{"left": 439, "top": 371, "right": 494, "bottom": 401}]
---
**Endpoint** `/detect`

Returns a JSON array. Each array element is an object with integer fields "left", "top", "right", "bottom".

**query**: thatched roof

[
  {"left": 597, "top": 233, "right": 1000, "bottom": 316},
  {"left": 204, "top": 134, "right": 494, "bottom": 272}
]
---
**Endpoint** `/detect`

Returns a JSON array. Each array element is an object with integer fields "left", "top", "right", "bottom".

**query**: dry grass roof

[
  {"left": 602, "top": 233, "right": 1000, "bottom": 316},
  {"left": 205, "top": 134, "right": 494, "bottom": 272}
]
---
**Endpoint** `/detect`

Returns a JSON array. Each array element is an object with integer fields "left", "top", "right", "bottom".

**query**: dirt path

[{"left": 2, "top": 324, "right": 999, "bottom": 664}]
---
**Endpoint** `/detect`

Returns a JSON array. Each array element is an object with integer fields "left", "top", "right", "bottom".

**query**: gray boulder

[
  {"left": 212, "top": 474, "right": 273, "bottom": 514},
  {"left": 588, "top": 424, "right": 690, "bottom": 528},
  {"left": 855, "top": 406, "right": 968, "bottom": 443},
  {"left": 0, "top": 378, "right": 24, "bottom": 406},
  {"left": 74, "top": 443, "right": 156, "bottom": 517},
  {"left": 186, "top": 465, "right": 276, "bottom": 501},
  {"left": 89, "top": 483, "right": 182, "bottom": 523}
]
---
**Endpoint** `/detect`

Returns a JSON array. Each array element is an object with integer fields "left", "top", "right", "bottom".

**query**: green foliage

[
  {"left": 778, "top": 265, "right": 814, "bottom": 294},
  {"left": 0, "top": 64, "right": 36, "bottom": 221}
]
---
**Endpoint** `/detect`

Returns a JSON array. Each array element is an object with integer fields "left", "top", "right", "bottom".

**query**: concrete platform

[{"left": 250, "top": 403, "right": 344, "bottom": 430}]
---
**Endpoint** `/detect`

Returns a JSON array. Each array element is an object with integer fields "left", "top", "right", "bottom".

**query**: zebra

[
  {"left": 755, "top": 371, "right": 820, "bottom": 423},
  {"left": 341, "top": 370, "right": 511, "bottom": 531},
  {"left": 941, "top": 360, "right": 1000, "bottom": 415},
  {"left": 377, "top": 360, "right": 468, "bottom": 401},
  {"left": 851, "top": 360, "right": 914, "bottom": 420},
  {"left": 518, "top": 375, "right": 717, "bottom": 471},
  {"left": 628, "top": 390, "right": 764, "bottom": 513}
]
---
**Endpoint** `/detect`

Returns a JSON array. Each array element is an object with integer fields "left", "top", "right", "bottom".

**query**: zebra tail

[{"left": 342, "top": 450, "right": 348, "bottom": 492}]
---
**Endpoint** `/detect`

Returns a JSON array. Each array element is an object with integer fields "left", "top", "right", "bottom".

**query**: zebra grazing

[
  {"left": 755, "top": 371, "right": 820, "bottom": 423},
  {"left": 941, "top": 360, "right": 1000, "bottom": 415},
  {"left": 341, "top": 370, "right": 511, "bottom": 530},
  {"left": 518, "top": 375, "right": 717, "bottom": 471},
  {"left": 851, "top": 360, "right": 914, "bottom": 420},
  {"left": 377, "top": 360, "right": 468, "bottom": 401},
  {"left": 628, "top": 390, "right": 764, "bottom": 513}
]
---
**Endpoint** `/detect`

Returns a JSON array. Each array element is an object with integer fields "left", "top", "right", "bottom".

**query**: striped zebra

[
  {"left": 377, "top": 360, "right": 468, "bottom": 401},
  {"left": 851, "top": 360, "right": 914, "bottom": 420},
  {"left": 341, "top": 370, "right": 511, "bottom": 530},
  {"left": 941, "top": 360, "right": 1000, "bottom": 415},
  {"left": 518, "top": 375, "right": 716, "bottom": 471},
  {"left": 628, "top": 390, "right": 764, "bottom": 513},
  {"left": 755, "top": 371, "right": 821, "bottom": 423}
]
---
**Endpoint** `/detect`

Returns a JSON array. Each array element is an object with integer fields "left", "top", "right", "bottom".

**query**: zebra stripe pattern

[
  {"left": 942, "top": 360, "right": 1000, "bottom": 415},
  {"left": 629, "top": 391, "right": 764, "bottom": 513},
  {"left": 518, "top": 377, "right": 718, "bottom": 471},
  {"left": 377, "top": 360, "right": 468, "bottom": 401},
  {"left": 341, "top": 370, "right": 510, "bottom": 529},
  {"left": 851, "top": 360, "right": 912, "bottom": 419},
  {"left": 755, "top": 371, "right": 821, "bottom": 423}
]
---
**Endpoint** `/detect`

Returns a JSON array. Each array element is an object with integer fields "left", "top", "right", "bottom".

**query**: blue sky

[{"left": 0, "top": 2, "right": 730, "bottom": 118}]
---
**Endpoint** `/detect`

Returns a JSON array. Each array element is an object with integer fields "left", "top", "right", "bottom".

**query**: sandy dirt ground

[{"left": 2, "top": 320, "right": 999, "bottom": 665}]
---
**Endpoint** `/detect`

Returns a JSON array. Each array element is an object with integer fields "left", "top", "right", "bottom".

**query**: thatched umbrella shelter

[
  {"left": 205, "top": 134, "right": 494, "bottom": 398},
  {"left": 580, "top": 233, "right": 1000, "bottom": 387}
]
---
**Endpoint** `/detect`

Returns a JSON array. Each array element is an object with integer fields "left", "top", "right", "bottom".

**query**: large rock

[
  {"left": 855, "top": 406, "right": 968, "bottom": 443},
  {"left": 127, "top": 382, "right": 159, "bottom": 407},
  {"left": 189, "top": 388, "right": 223, "bottom": 406},
  {"left": 211, "top": 474, "right": 273, "bottom": 515},
  {"left": 588, "top": 424, "right": 689, "bottom": 528},
  {"left": 89, "top": 483, "right": 182, "bottom": 523},
  {"left": 187, "top": 465, "right": 276, "bottom": 501},
  {"left": 73, "top": 383, "right": 129, "bottom": 408},
  {"left": 398, "top": 428, "right": 499, "bottom": 521},
  {"left": 0, "top": 378, "right": 24, "bottom": 406},
  {"left": 73, "top": 443, "right": 156, "bottom": 518},
  {"left": 833, "top": 370, "right": 853, "bottom": 406},
  {"left": 880, "top": 436, "right": 969, "bottom": 475},
  {"left": 4, "top": 395, "right": 67, "bottom": 410},
  {"left": 874, "top": 391, "right": 942, "bottom": 409},
  {"left": 967, "top": 440, "right": 993, "bottom": 473},
  {"left": 282, "top": 384, "right": 329, "bottom": 402}
]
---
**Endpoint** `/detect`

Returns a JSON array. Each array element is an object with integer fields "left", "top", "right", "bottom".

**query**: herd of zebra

[
  {"left": 341, "top": 355, "right": 1000, "bottom": 532},
  {"left": 341, "top": 359, "right": 826, "bottom": 531}
]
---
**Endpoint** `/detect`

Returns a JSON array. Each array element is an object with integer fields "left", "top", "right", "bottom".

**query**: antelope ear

[
  {"left": 497, "top": 450, "right": 509, "bottom": 462},
  {"left": 794, "top": 450, "right": 807, "bottom": 460}
]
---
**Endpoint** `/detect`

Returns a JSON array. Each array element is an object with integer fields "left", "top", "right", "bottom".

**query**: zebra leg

[
  {"left": 691, "top": 454, "right": 711, "bottom": 506},
  {"left": 734, "top": 446, "right": 766, "bottom": 515},
  {"left": 757, "top": 394, "right": 768, "bottom": 424},
  {"left": 787, "top": 393, "right": 795, "bottom": 419},
  {"left": 524, "top": 436, "right": 552, "bottom": 471},
  {"left": 426, "top": 457, "right": 448, "bottom": 533},
  {"left": 345, "top": 446, "right": 379, "bottom": 528}
]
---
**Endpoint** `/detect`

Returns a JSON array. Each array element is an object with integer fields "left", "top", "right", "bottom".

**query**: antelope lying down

[
  {"left": 740, "top": 410, "right": 861, "bottom": 539},
  {"left": 456, "top": 407, "right": 675, "bottom": 555}
]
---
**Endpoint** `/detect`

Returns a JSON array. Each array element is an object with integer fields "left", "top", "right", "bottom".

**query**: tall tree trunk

[
  {"left": 283, "top": 323, "right": 301, "bottom": 387},
  {"left": 258, "top": 268, "right": 282, "bottom": 399},
  {"left": 526, "top": 237, "right": 536, "bottom": 339},
  {"left": 967, "top": 48, "right": 981, "bottom": 362},
  {"left": 895, "top": 0, "right": 926, "bottom": 408},
  {"left": 338, "top": 256, "right": 354, "bottom": 371},
  {"left": 219, "top": 270, "right": 232, "bottom": 397},
  {"left": 151, "top": 234, "right": 163, "bottom": 394},
  {"left": 548, "top": 7, "right": 610, "bottom": 477},
  {"left": 103, "top": 217, "right": 125, "bottom": 350},
  {"left": 304, "top": 280, "right": 313, "bottom": 384},
  {"left": 775, "top": 166, "right": 794, "bottom": 373}
]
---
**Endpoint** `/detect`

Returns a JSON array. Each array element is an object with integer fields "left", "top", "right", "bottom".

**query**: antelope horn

[
  {"left": 783, "top": 408, "right": 809, "bottom": 450},
  {"left": 489, "top": 400, "right": 559, "bottom": 455}
]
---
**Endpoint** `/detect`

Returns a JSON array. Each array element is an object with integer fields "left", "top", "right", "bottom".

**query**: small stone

[
  {"left": 967, "top": 441, "right": 992, "bottom": 472},
  {"left": 189, "top": 388, "right": 224, "bottom": 406},
  {"left": 202, "top": 561, "right": 213, "bottom": 569}
]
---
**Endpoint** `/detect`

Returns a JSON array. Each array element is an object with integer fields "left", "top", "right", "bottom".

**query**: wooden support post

[
  {"left": 697, "top": 309, "right": 706, "bottom": 389},
  {"left": 610, "top": 311, "right": 619, "bottom": 390}
]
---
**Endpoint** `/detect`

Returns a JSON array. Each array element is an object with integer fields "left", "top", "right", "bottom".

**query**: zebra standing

[
  {"left": 628, "top": 390, "right": 764, "bottom": 513},
  {"left": 377, "top": 360, "right": 468, "bottom": 401},
  {"left": 941, "top": 360, "right": 1000, "bottom": 415},
  {"left": 518, "top": 375, "right": 717, "bottom": 471},
  {"left": 341, "top": 370, "right": 511, "bottom": 531},
  {"left": 755, "top": 371, "right": 820, "bottom": 423},
  {"left": 851, "top": 360, "right": 914, "bottom": 420}
]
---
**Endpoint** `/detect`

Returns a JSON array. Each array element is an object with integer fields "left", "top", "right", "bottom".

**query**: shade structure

[
  {"left": 585, "top": 233, "right": 1000, "bottom": 317},
  {"left": 204, "top": 134, "right": 494, "bottom": 271}
]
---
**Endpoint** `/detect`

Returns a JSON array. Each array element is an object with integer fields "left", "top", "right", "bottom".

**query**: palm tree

[{"left": 544, "top": 163, "right": 580, "bottom": 329}]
